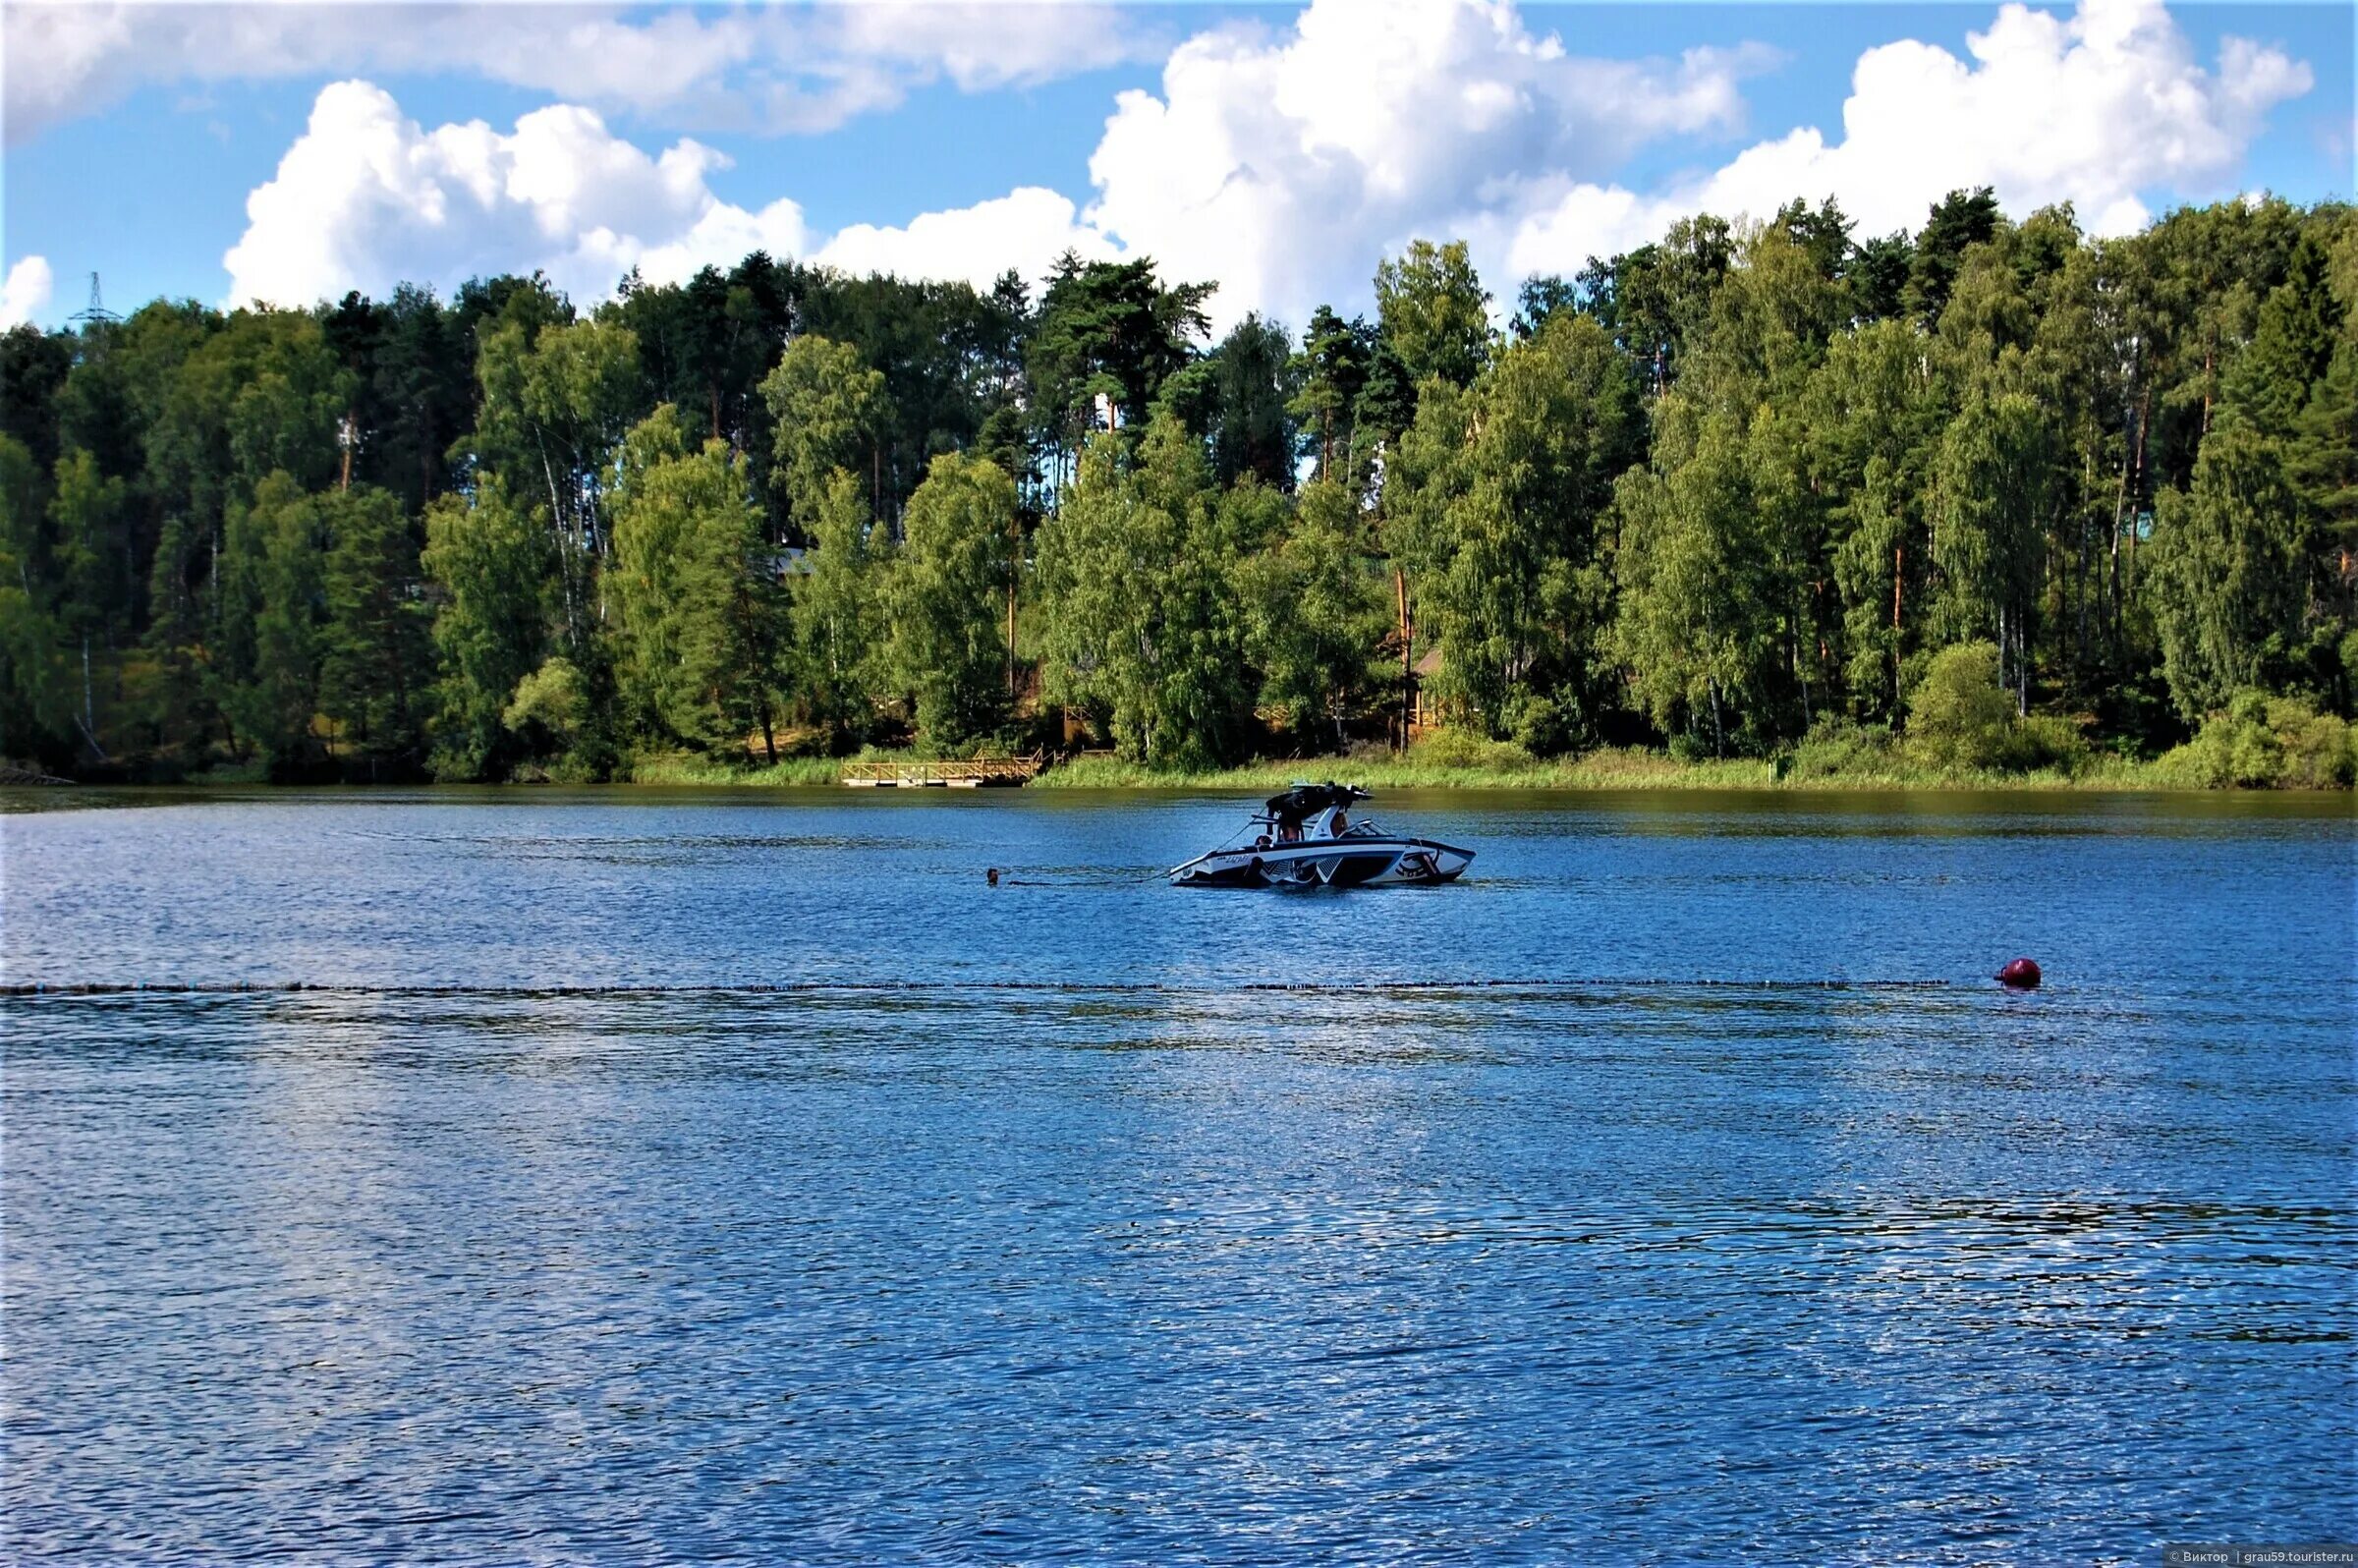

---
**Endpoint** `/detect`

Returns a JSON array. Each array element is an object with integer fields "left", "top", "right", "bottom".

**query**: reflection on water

[{"left": 1, "top": 791, "right": 2351, "bottom": 1563}]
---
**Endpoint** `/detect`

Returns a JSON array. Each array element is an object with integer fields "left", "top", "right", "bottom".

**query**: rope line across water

[{"left": 2, "top": 978, "right": 1952, "bottom": 998}]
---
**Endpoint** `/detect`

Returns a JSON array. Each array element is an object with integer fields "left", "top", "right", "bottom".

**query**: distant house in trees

[{"left": 1411, "top": 645, "right": 1446, "bottom": 738}]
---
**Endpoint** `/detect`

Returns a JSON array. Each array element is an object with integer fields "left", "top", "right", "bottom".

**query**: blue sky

[{"left": 2, "top": 1, "right": 2349, "bottom": 332}]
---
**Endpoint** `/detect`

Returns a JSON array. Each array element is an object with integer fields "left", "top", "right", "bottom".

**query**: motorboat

[{"left": 1167, "top": 783, "right": 1475, "bottom": 889}]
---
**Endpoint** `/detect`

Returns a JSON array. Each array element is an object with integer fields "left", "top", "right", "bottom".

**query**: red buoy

[{"left": 1994, "top": 957, "right": 2042, "bottom": 990}]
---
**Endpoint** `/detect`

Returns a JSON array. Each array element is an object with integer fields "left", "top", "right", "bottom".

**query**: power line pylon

[{"left": 67, "top": 272, "right": 121, "bottom": 328}]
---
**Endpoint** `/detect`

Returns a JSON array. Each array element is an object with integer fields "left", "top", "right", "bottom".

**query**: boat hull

[{"left": 1170, "top": 837, "right": 1473, "bottom": 889}]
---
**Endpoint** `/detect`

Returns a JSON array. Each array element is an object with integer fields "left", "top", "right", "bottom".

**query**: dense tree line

[{"left": 2, "top": 193, "right": 2351, "bottom": 782}]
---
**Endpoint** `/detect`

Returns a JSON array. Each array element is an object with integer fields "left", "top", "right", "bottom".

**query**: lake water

[{"left": 3, "top": 787, "right": 2352, "bottom": 1564}]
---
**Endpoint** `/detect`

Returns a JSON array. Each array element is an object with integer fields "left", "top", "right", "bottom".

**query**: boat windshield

[{"left": 1263, "top": 782, "right": 1369, "bottom": 827}]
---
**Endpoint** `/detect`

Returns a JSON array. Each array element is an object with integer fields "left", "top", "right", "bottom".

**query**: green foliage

[
  {"left": 611, "top": 254, "right": 1028, "bottom": 533},
  {"left": 796, "top": 266, "right": 1032, "bottom": 520},
  {"left": 790, "top": 470, "right": 887, "bottom": 750},
  {"left": 1390, "top": 312, "right": 1641, "bottom": 745},
  {"left": 1287, "top": 306, "right": 1375, "bottom": 484},
  {"left": 1240, "top": 478, "right": 1388, "bottom": 747},
  {"left": 2154, "top": 691, "right": 2355, "bottom": 788},
  {"left": 1928, "top": 385, "right": 2052, "bottom": 689},
  {"left": 2147, "top": 423, "right": 2309, "bottom": 719},
  {"left": 1607, "top": 222, "right": 1872, "bottom": 756},
  {"left": 2273, "top": 700, "right": 2357, "bottom": 788},
  {"left": 2224, "top": 235, "right": 2339, "bottom": 440},
  {"left": 48, "top": 448, "right": 132, "bottom": 649},
  {"left": 1028, "top": 256, "right": 1214, "bottom": 459},
  {"left": 886, "top": 451, "right": 1016, "bottom": 748},
  {"left": 1784, "top": 716, "right": 1896, "bottom": 781},
  {"left": 1374, "top": 240, "right": 1491, "bottom": 389},
  {"left": 1905, "top": 641, "right": 2015, "bottom": 766},
  {"left": 465, "top": 313, "right": 641, "bottom": 651},
  {"left": 1511, "top": 275, "right": 1581, "bottom": 341},
  {"left": 1035, "top": 415, "right": 1253, "bottom": 768},
  {"left": 1573, "top": 214, "right": 1734, "bottom": 393},
  {"left": 213, "top": 472, "right": 328, "bottom": 769},
  {"left": 1611, "top": 399, "right": 1775, "bottom": 753},
  {"left": 0, "top": 326, "right": 72, "bottom": 472},
  {"left": 346, "top": 284, "right": 475, "bottom": 515},
  {"left": 1906, "top": 187, "right": 2002, "bottom": 326},
  {"left": 1, "top": 443, "right": 131, "bottom": 758},
  {"left": 1406, "top": 728, "right": 1541, "bottom": 773},
  {"left": 759, "top": 334, "right": 889, "bottom": 532},
  {"left": 609, "top": 407, "right": 787, "bottom": 756},
  {"left": 4, "top": 197, "right": 2352, "bottom": 789},
  {"left": 1812, "top": 319, "right": 1950, "bottom": 718},
  {"left": 1201, "top": 314, "right": 1298, "bottom": 489},
  {"left": 2287, "top": 335, "right": 2357, "bottom": 570},
  {"left": 144, "top": 309, "right": 351, "bottom": 523},
  {"left": 624, "top": 751, "right": 843, "bottom": 788},
  {"left": 1904, "top": 640, "right": 2086, "bottom": 773},
  {"left": 1997, "top": 713, "right": 2090, "bottom": 773},
  {"left": 502, "top": 655, "right": 589, "bottom": 757},
  {"left": 0, "top": 433, "right": 76, "bottom": 761},
  {"left": 422, "top": 476, "right": 552, "bottom": 778},
  {"left": 318, "top": 485, "right": 430, "bottom": 769}
]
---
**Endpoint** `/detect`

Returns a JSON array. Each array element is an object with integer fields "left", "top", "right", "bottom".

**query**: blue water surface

[{"left": 2, "top": 788, "right": 2351, "bottom": 1564}]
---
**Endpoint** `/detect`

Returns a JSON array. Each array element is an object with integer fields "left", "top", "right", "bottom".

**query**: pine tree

[
  {"left": 319, "top": 484, "right": 430, "bottom": 771},
  {"left": 2147, "top": 423, "right": 2308, "bottom": 718}
]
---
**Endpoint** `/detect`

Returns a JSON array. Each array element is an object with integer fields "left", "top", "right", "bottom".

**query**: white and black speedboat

[{"left": 1168, "top": 783, "right": 1475, "bottom": 889}]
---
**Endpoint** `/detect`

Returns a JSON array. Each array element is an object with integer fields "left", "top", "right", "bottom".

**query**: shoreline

[
  {"left": 27, "top": 750, "right": 2345, "bottom": 795},
  {"left": 1024, "top": 754, "right": 2179, "bottom": 793},
  {"left": 619, "top": 742, "right": 2331, "bottom": 794}
]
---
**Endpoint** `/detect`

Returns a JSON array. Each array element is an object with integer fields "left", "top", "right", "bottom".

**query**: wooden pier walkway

[{"left": 841, "top": 754, "right": 1047, "bottom": 788}]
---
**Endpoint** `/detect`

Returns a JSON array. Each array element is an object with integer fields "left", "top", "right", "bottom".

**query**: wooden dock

[{"left": 841, "top": 754, "right": 1046, "bottom": 788}]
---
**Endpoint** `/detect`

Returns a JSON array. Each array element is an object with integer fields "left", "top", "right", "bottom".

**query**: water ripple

[{"left": 2, "top": 793, "right": 2350, "bottom": 1563}]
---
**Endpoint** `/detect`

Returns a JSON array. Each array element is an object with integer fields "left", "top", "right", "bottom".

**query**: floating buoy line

[{"left": 2, "top": 978, "right": 1955, "bottom": 999}]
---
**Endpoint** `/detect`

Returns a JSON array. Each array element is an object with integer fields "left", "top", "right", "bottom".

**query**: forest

[{"left": 2, "top": 189, "right": 2353, "bottom": 787}]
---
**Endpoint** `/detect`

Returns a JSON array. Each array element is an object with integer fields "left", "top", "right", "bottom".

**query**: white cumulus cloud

[
  {"left": 217, "top": 0, "right": 2321, "bottom": 325},
  {"left": 1, "top": 255, "right": 56, "bottom": 328},
  {"left": 1506, "top": 0, "right": 2315, "bottom": 280},
  {"left": 839, "top": 0, "right": 2311, "bottom": 329},
  {"left": 1077, "top": 0, "right": 1773, "bottom": 328},
  {"left": 220, "top": 82, "right": 1115, "bottom": 308},
  {"left": 816, "top": 188, "right": 1114, "bottom": 293},
  {"left": 223, "top": 82, "right": 809, "bottom": 307},
  {"left": 4, "top": 1, "right": 1161, "bottom": 145}
]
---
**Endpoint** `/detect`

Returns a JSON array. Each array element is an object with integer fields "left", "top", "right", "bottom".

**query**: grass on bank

[
  {"left": 675, "top": 678, "right": 2354, "bottom": 793},
  {"left": 1035, "top": 744, "right": 1777, "bottom": 792},
  {"left": 1033, "top": 743, "right": 2144, "bottom": 792},
  {"left": 616, "top": 741, "right": 2188, "bottom": 794},
  {"left": 628, "top": 753, "right": 847, "bottom": 788},
  {"left": 159, "top": 696, "right": 2356, "bottom": 794},
  {"left": 1037, "top": 693, "right": 2354, "bottom": 792},
  {"left": 109, "top": 641, "right": 2356, "bottom": 793}
]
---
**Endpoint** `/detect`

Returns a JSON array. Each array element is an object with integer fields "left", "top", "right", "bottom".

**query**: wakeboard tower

[{"left": 1166, "top": 783, "right": 1474, "bottom": 889}]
